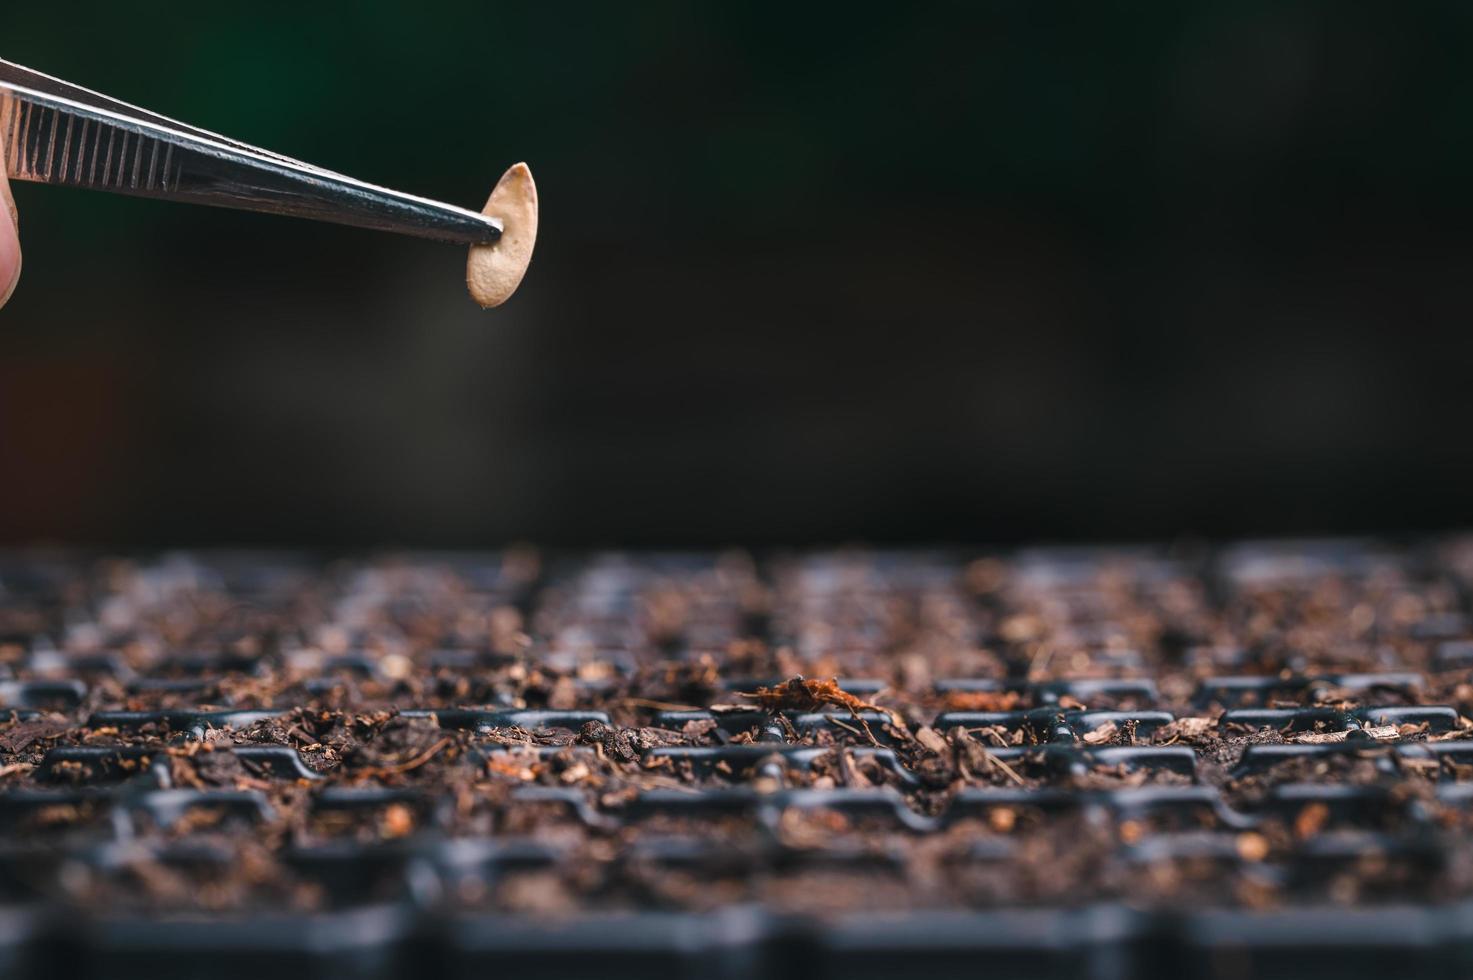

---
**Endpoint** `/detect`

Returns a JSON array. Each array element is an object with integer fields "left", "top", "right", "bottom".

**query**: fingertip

[
  {"left": 0, "top": 203, "right": 20, "bottom": 309},
  {"left": 0, "top": 145, "right": 18, "bottom": 309}
]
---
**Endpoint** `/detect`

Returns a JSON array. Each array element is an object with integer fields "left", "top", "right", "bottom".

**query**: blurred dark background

[{"left": 1, "top": 1, "right": 1471, "bottom": 547}]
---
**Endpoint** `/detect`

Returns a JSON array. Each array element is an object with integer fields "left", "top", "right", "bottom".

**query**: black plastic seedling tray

[
  {"left": 0, "top": 543, "right": 1471, "bottom": 978},
  {"left": 2, "top": 903, "right": 1473, "bottom": 980}
]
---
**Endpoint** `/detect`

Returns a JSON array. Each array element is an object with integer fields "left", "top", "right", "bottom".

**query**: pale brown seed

[{"left": 467, "top": 162, "right": 538, "bottom": 308}]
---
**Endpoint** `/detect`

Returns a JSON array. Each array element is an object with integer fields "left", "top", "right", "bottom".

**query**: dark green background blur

[{"left": 2, "top": 1, "right": 1472, "bottom": 546}]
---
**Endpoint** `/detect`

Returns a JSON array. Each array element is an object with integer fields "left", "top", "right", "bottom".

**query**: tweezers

[{"left": 0, "top": 58, "right": 501, "bottom": 245}]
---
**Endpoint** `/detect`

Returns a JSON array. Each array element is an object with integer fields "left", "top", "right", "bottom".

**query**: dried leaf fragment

[
  {"left": 1154, "top": 716, "right": 1216, "bottom": 744},
  {"left": 914, "top": 726, "right": 949, "bottom": 755},
  {"left": 942, "top": 689, "right": 1022, "bottom": 712},
  {"left": 739, "top": 676, "right": 885, "bottom": 716},
  {"left": 1291, "top": 725, "right": 1399, "bottom": 744}
]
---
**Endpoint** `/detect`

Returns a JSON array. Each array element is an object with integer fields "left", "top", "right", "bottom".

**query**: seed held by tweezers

[{"left": 466, "top": 162, "right": 537, "bottom": 309}]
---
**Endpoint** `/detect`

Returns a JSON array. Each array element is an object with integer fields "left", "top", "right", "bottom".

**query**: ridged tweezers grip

[{"left": 5, "top": 93, "right": 178, "bottom": 192}]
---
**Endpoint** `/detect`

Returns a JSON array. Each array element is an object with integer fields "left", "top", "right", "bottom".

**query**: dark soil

[{"left": 1, "top": 543, "right": 1472, "bottom": 915}]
